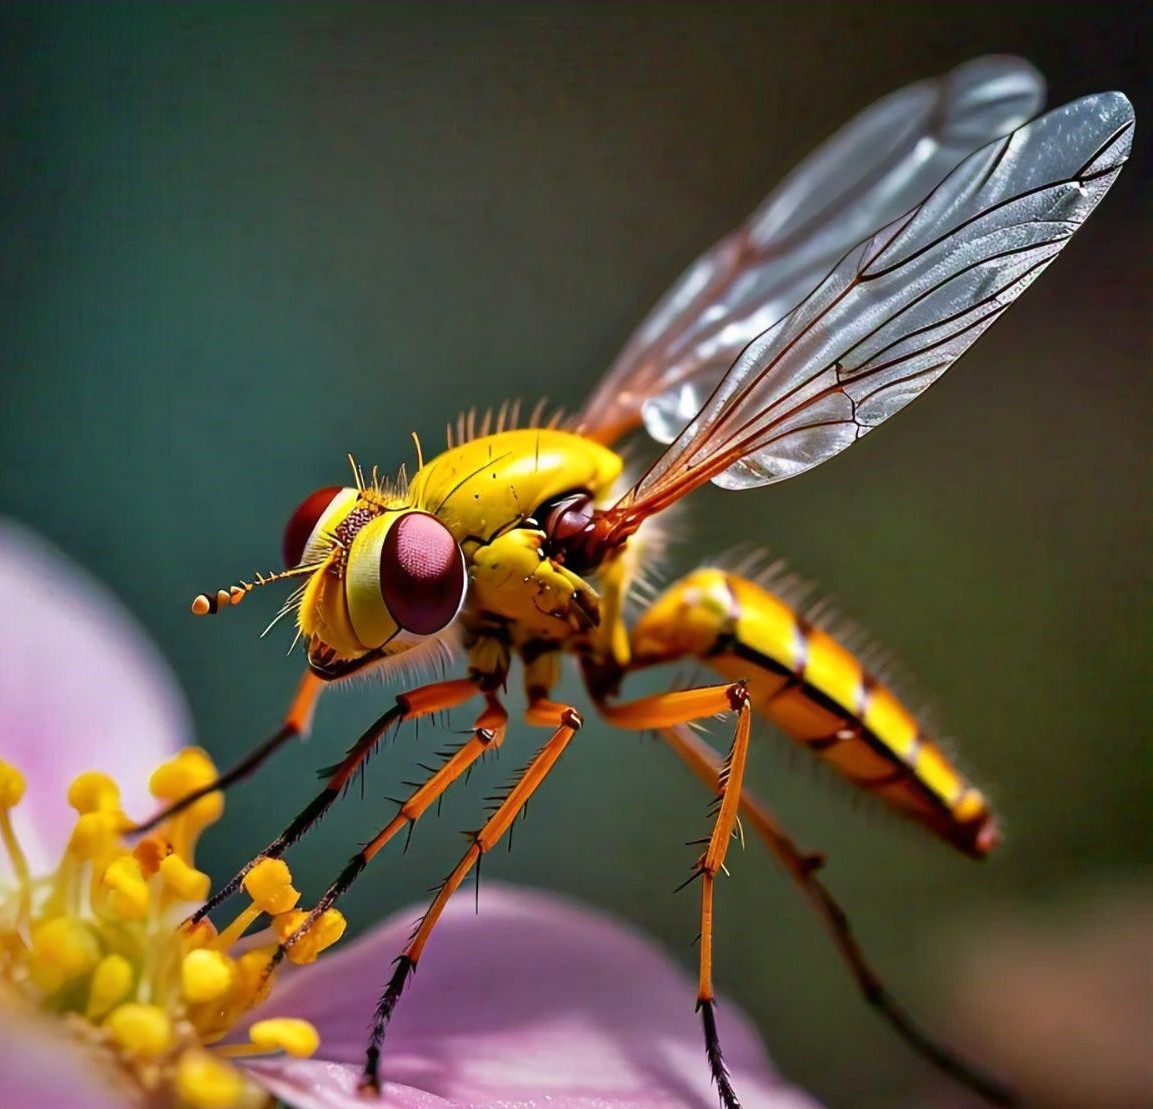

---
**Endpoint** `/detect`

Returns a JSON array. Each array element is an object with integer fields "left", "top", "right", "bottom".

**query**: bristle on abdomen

[{"left": 629, "top": 568, "right": 998, "bottom": 857}]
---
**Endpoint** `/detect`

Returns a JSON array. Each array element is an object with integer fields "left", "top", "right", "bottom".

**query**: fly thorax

[{"left": 468, "top": 528, "right": 600, "bottom": 643}]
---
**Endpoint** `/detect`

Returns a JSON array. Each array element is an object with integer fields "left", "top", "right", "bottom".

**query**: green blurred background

[{"left": 0, "top": 4, "right": 1148, "bottom": 1108}]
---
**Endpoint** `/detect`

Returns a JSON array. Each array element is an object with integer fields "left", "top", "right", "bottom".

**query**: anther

[
  {"left": 176, "top": 1050, "right": 245, "bottom": 1109},
  {"left": 148, "top": 748, "right": 223, "bottom": 842},
  {"left": 29, "top": 916, "right": 101, "bottom": 992},
  {"left": 101, "top": 855, "right": 151, "bottom": 920},
  {"left": 231, "top": 946, "right": 279, "bottom": 1010},
  {"left": 150, "top": 749, "right": 219, "bottom": 803},
  {"left": 274, "top": 908, "right": 347, "bottom": 964},
  {"left": 68, "top": 811, "right": 121, "bottom": 860},
  {"left": 243, "top": 858, "right": 300, "bottom": 915},
  {"left": 214, "top": 858, "right": 301, "bottom": 951},
  {"left": 247, "top": 1017, "right": 320, "bottom": 1058},
  {"left": 131, "top": 835, "right": 167, "bottom": 877},
  {"left": 67, "top": 771, "right": 121, "bottom": 814},
  {"left": 182, "top": 949, "right": 235, "bottom": 1004},
  {"left": 105, "top": 1002, "right": 173, "bottom": 1056},
  {"left": 159, "top": 854, "right": 212, "bottom": 902},
  {"left": 0, "top": 759, "right": 26, "bottom": 809},
  {"left": 86, "top": 954, "right": 134, "bottom": 1020}
]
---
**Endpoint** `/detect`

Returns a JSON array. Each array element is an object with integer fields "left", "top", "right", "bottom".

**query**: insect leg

[
  {"left": 358, "top": 697, "right": 583, "bottom": 1093},
  {"left": 628, "top": 568, "right": 998, "bottom": 857},
  {"left": 265, "top": 695, "right": 509, "bottom": 974},
  {"left": 132, "top": 670, "right": 325, "bottom": 834},
  {"left": 185, "top": 675, "right": 482, "bottom": 926},
  {"left": 598, "top": 683, "right": 752, "bottom": 1109},
  {"left": 661, "top": 723, "right": 1017, "bottom": 1108}
]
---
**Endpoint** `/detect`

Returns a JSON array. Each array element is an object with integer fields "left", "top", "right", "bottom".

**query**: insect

[{"left": 138, "top": 57, "right": 1133, "bottom": 1108}]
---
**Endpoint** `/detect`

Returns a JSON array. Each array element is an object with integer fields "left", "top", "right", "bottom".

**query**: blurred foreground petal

[
  {"left": 0, "top": 519, "right": 190, "bottom": 874},
  {"left": 0, "top": 1001, "right": 127, "bottom": 1109},
  {"left": 242, "top": 884, "right": 821, "bottom": 1109}
]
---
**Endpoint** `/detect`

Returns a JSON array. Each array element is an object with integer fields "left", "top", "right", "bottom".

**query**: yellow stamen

[
  {"left": 39, "top": 851, "right": 81, "bottom": 921},
  {"left": 64, "top": 811, "right": 124, "bottom": 917},
  {"left": 228, "top": 946, "right": 279, "bottom": 1012},
  {"left": 100, "top": 855, "right": 150, "bottom": 921},
  {"left": 85, "top": 953, "right": 134, "bottom": 1020},
  {"left": 28, "top": 915, "right": 101, "bottom": 993},
  {"left": 249, "top": 1017, "right": 320, "bottom": 1058},
  {"left": 148, "top": 749, "right": 218, "bottom": 802},
  {"left": 243, "top": 858, "right": 301, "bottom": 916},
  {"left": 132, "top": 835, "right": 168, "bottom": 878},
  {"left": 105, "top": 1002, "right": 172, "bottom": 1055},
  {"left": 216, "top": 1017, "right": 321, "bottom": 1060},
  {"left": 67, "top": 771, "right": 120, "bottom": 814},
  {"left": 148, "top": 748, "right": 223, "bottom": 859},
  {"left": 176, "top": 1050, "right": 247, "bottom": 1109},
  {"left": 67, "top": 811, "right": 122, "bottom": 861},
  {"left": 182, "top": 790, "right": 224, "bottom": 836},
  {"left": 274, "top": 908, "right": 347, "bottom": 965},
  {"left": 182, "top": 948, "right": 235, "bottom": 1004},
  {"left": 2, "top": 746, "right": 347, "bottom": 1107},
  {"left": 212, "top": 904, "right": 260, "bottom": 954},
  {"left": 214, "top": 858, "right": 301, "bottom": 951},
  {"left": 0, "top": 759, "right": 26, "bottom": 808},
  {"left": 181, "top": 916, "right": 218, "bottom": 948},
  {"left": 0, "top": 761, "right": 30, "bottom": 910},
  {"left": 159, "top": 853, "right": 211, "bottom": 902}
]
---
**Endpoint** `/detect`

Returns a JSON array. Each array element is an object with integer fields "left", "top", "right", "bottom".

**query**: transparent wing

[
  {"left": 575, "top": 56, "right": 1045, "bottom": 445},
  {"left": 599, "top": 92, "right": 1133, "bottom": 529}
]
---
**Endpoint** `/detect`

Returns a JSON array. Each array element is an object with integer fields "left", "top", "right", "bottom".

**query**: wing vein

[{"left": 591, "top": 90, "right": 1132, "bottom": 526}]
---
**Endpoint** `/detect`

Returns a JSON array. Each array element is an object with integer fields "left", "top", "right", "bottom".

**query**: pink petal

[
  {"left": 0, "top": 519, "right": 191, "bottom": 876},
  {"left": 0, "top": 1004, "right": 128, "bottom": 1109},
  {"left": 241, "top": 1059, "right": 449, "bottom": 1109},
  {"left": 242, "top": 885, "right": 821, "bottom": 1109}
]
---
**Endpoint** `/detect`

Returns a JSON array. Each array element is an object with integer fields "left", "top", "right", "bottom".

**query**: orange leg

[
  {"left": 186, "top": 675, "right": 481, "bottom": 926},
  {"left": 359, "top": 697, "right": 584, "bottom": 1092},
  {"left": 133, "top": 670, "right": 325, "bottom": 834},
  {"left": 267, "top": 696, "right": 510, "bottom": 973},
  {"left": 601, "top": 683, "right": 751, "bottom": 1109},
  {"left": 661, "top": 724, "right": 1017, "bottom": 1108}
]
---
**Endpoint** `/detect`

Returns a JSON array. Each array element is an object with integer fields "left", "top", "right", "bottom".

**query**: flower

[
  {"left": 0, "top": 520, "right": 343, "bottom": 1108},
  {"left": 0, "top": 518, "right": 816, "bottom": 1108},
  {"left": 239, "top": 884, "right": 823, "bottom": 1109}
]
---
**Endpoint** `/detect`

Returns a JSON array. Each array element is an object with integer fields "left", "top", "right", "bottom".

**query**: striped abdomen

[{"left": 629, "top": 568, "right": 997, "bottom": 858}]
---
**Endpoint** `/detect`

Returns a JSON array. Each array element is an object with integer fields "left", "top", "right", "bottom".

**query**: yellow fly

[{"left": 141, "top": 58, "right": 1134, "bottom": 1108}]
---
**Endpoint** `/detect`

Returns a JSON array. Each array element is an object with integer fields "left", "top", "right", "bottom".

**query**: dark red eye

[
  {"left": 282, "top": 486, "right": 345, "bottom": 568},
  {"left": 542, "top": 492, "right": 594, "bottom": 545},
  {"left": 379, "top": 512, "right": 466, "bottom": 635}
]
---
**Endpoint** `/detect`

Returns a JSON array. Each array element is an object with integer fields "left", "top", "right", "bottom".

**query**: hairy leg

[{"left": 661, "top": 723, "right": 1016, "bottom": 1107}]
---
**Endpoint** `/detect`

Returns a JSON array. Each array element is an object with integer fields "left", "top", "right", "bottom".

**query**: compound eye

[
  {"left": 542, "top": 492, "right": 594, "bottom": 545},
  {"left": 379, "top": 512, "right": 466, "bottom": 635},
  {"left": 282, "top": 486, "right": 345, "bottom": 568}
]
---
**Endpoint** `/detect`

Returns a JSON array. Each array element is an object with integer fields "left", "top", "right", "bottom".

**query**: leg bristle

[
  {"left": 699, "top": 999, "right": 742, "bottom": 1109},
  {"left": 360, "top": 955, "right": 416, "bottom": 1091}
]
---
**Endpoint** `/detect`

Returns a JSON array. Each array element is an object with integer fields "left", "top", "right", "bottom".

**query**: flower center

[{"left": 0, "top": 751, "right": 346, "bottom": 1108}]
